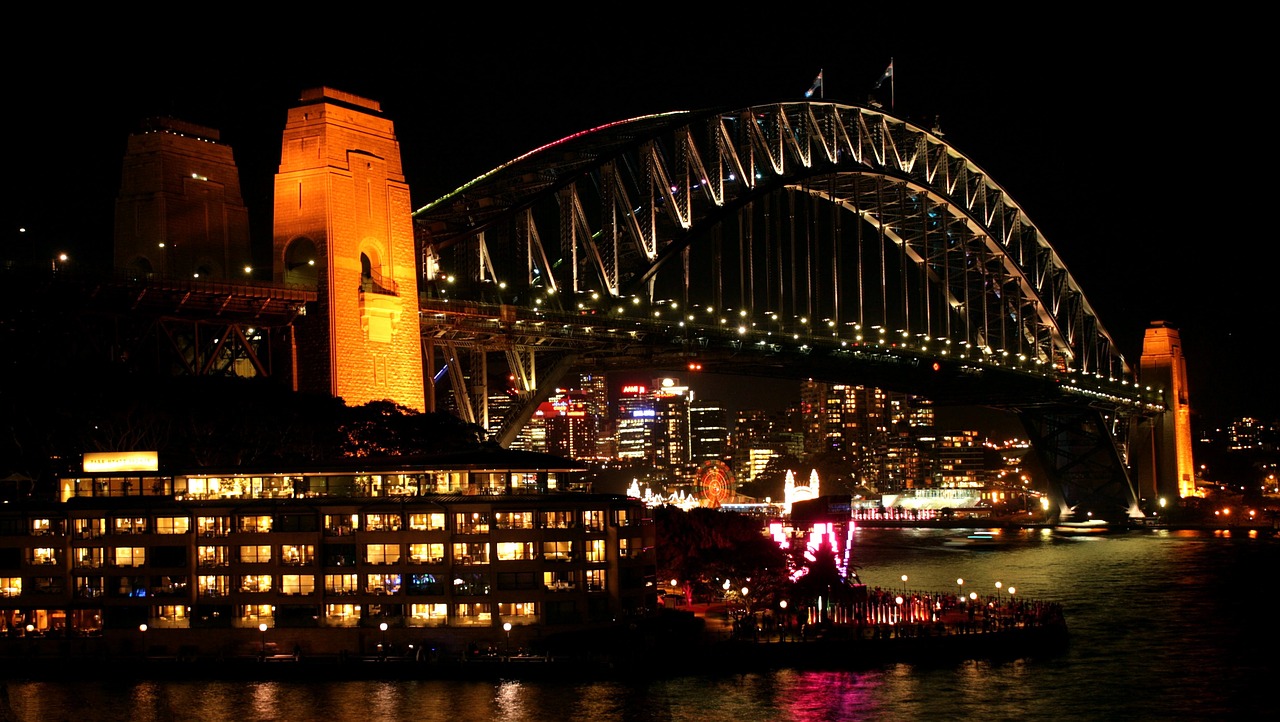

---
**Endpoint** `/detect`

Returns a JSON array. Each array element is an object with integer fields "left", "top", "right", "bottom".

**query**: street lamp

[
  {"left": 379, "top": 621, "right": 388, "bottom": 657},
  {"left": 995, "top": 581, "right": 1003, "bottom": 603},
  {"left": 258, "top": 622, "right": 267, "bottom": 656},
  {"left": 503, "top": 621, "right": 512, "bottom": 657},
  {"left": 901, "top": 574, "right": 909, "bottom": 596},
  {"left": 957, "top": 578, "right": 964, "bottom": 599}
]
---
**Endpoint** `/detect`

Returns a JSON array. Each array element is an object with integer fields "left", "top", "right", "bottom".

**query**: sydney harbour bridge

[
  {"left": 13, "top": 97, "right": 1171, "bottom": 523},
  {"left": 410, "top": 101, "right": 1165, "bottom": 523}
]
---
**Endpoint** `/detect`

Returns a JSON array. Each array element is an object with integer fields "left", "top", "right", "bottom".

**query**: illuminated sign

[
  {"left": 660, "top": 378, "right": 676, "bottom": 387},
  {"left": 83, "top": 451, "right": 158, "bottom": 473},
  {"left": 632, "top": 409, "right": 656, "bottom": 418},
  {"left": 621, "top": 384, "right": 647, "bottom": 395}
]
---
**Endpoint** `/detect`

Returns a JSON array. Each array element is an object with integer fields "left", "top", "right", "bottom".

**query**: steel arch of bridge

[
  {"left": 415, "top": 101, "right": 1127, "bottom": 383},
  {"left": 412, "top": 101, "right": 1161, "bottom": 522}
]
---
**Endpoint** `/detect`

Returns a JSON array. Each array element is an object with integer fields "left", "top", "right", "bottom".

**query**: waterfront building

[
  {"left": 933, "top": 430, "right": 988, "bottom": 488},
  {"left": 0, "top": 449, "right": 656, "bottom": 658}
]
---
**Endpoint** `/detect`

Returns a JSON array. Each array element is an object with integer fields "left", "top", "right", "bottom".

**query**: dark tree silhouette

[{"left": 654, "top": 505, "right": 789, "bottom": 606}]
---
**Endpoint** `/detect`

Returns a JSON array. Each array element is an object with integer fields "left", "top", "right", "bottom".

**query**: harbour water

[{"left": 2, "top": 526, "right": 1274, "bottom": 721}]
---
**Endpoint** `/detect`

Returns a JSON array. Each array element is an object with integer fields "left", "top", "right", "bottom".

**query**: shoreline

[
  {"left": 0, "top": 625, "right": 1069, "bottom": 682},
  {"left": 851, "top": 518, "right": 1276, "bottom": 533}
]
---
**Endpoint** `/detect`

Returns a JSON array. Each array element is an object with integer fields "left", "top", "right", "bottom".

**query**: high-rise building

[
  {"left": 731, "top": 408, "right": 779, "bottom": 483},
  {"left": 577, "top": 372, "right": 612, "bottom": 458},
  {"left": 800, "top": 380, "right": 827, "bottom": 454},
  {"left": 652, "top": 378, "right": 691, "bottom": 470},
  {"left": 615, "top": 383, "right": 655, "bottom": 461},
  {"left": 689, "top": 399, "right": 729, "bottom": 463},
  {"left": 933, "top": 430, "right": 987, "bottom": 487},
  {"left": 545, "top": 397, "right": 598, "bottom": 461}
]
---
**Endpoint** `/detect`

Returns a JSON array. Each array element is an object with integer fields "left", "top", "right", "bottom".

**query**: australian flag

[
  {"left": 805, "top": 70, "right": 824, "bottom": 98},
  {"left": 875, "top": 60, "right": 894, "bottom": 89}
]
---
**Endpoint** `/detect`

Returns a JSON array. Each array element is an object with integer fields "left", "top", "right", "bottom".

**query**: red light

[
  {"left": 932, "top": 362, "right": 942, "bottom": 371},
  {"left": 688, "top": 362, "right": 703, "bottom": 371}
]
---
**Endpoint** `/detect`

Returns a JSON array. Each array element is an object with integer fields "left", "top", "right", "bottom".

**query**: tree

[{"left": 654, "top": 505, "right": 789, "bottom": 606}]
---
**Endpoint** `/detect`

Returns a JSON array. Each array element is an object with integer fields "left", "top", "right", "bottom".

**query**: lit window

[
  {"left": 541, "top": 541, "right": 572, "bottom": 561},
  {"left": 239, "top": 574, "right": 272, "bottom": 593},
  {"left": 0, "top": 577, "right": 20, "bottom": 597},
  {"left": 197, "top": 546, "right": 230, "bottom": 567},
  {"left": 113, "top": 547, "right": 146, "bottom": 567},
  {"left": 408, "top": 513, "right": 446, "bottom": 531},
  {"left": 325, "top": 574, "right": 358, "bottom": 595},
  {"left": 494, "top": 511, "right": 534, "bottom": 529},
  {"left": 408, "top": 543, "right": 445, "bottom": 564},
  {"left": 238, "top": 604, "right": 273, "bottom": 624},
  {"left": 74, "top": 547, "right": 104, "bottom": 568},
  {"left": 239, "top": 545, "right": 272, "bottom": 563},
  {"left": 364, "top": 513, "right": 402, "bottom": 531},
  {"left": 280, "top": 574, "right": 315, "bottom": 595},
  {"left": 366, "top": 573, "right": 401, "bottom": 595},
  {"left": 408, "top": 603, "right": 448, "bottom": 627},
  {"left": 497, "top": 601, "right": 538, "bottom": 624},
  {"left": 281, "top": 544, "right": 314, "bottom": 565},
  {"left": 451, "top": 602, "right": 491, "bottom": 626},
  {"left": 583, "top": 510, "right": 606, "bottom": 531},
  {"left": 197, "top": 516, "right": 231, "bottom": 536},
  {"left": 198, "top": 575, "right": 230, "bottom": 597},
  {"left": 154, "top": 517, "right": 190, "bottom": 534},
  {"left": 540, "top": 510, "right": 574, "bottom": 529},
  {"left": 495, "top": 541, "right": 534, "bottom": 561},
  {"left": 452, "top": 543, "right": 489, "bottom": 564},
  {"left": 454, "top": 512, "right": 490, "bottom": 534},
  {"left": 238, "top": 515, "right": 272, "bottom": 533},
  {"left": 325, "top": 603, "right": 360, "bottom": 626},
  {"left": 365, "top": 543, "right": 401, "bottom": 565}
]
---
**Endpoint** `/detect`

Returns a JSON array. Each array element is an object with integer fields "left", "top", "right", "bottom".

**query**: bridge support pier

[{"left": 1018, "top": 406, "right": 1141, "bottom": 523}]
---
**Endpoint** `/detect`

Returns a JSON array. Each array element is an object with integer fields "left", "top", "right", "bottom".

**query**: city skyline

[{"left": 8, "top": 14, "right": 1271, "bottom": 427}]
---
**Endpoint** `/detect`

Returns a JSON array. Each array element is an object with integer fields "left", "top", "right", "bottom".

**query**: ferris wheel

[{"left": 694, "top": 460, "right": 736, "bottom": 507}]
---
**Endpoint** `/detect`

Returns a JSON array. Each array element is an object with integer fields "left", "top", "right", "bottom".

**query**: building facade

[
  {"left": 272, "top": 87, "right": 425, "bottom": 411},
  {"left": 1, "top": 452, "right": 656, "bottom": 659}
]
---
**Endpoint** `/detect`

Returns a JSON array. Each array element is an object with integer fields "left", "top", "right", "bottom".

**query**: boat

[
  {"left": 942, "top": 529, "right": 1015, "bottom": 549},
  {"left": 1053, "top": 519, "right": 1113, "bottom": 535}
]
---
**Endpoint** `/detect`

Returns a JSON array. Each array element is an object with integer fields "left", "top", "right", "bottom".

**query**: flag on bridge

[
  {"left": 875, "top": 59, "right": 894, "bottom": 89},
  {"left": 805, "top": 69, "right": 824, "bottom": 99}
]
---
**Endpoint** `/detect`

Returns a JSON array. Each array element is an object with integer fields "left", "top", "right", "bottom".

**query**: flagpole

[{"left": 890, "top": 57, "right": 895, "bottom": 110}]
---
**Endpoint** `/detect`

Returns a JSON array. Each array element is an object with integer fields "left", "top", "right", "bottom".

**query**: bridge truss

[{"left": 412, "top": 101, "right": 1166, "bottom": 521}]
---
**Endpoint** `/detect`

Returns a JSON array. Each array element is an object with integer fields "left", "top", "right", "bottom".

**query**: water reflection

[{"left": 3, "top": 528, "right": 1274, "bottom": 720}]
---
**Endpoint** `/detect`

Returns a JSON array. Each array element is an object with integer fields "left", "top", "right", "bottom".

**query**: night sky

[{"left": 7, "top": 12, "right": 1271, "bottom": 427}]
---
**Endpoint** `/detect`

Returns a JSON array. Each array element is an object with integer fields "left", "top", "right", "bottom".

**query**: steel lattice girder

[
  {"left": 414, "top": 102, "right": 1129, "bottom": 383},
  {"left": 1018, "top": 406, "right": 1140, "bottom": 522}
]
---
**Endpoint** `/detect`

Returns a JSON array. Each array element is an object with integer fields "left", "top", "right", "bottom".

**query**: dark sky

[{"left": 7, "top": 12, "right": 1272, "bottom": 427}]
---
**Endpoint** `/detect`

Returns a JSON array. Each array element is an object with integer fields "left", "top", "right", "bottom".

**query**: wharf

[{"left": 1, "top": 600, "right": 1068, "bottom": 682}]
